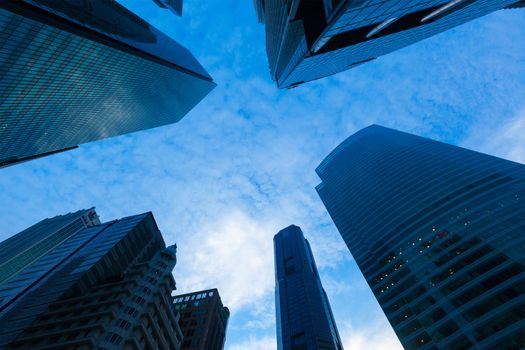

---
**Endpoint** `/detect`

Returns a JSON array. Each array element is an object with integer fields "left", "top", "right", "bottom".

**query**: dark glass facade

[
  {"left": 274, "top": 225, "right": 343, "bottom": 350},
  {"left": 254, "top": 0, "right": 523, "bottom": 88},
  {"left": 316, "top": 125, "right": 525, "bottom": 349},
  {"left": 0, "top": 209, "right": 184, "bottom": 349},
  {"left": 173, "top": 288, "right": 230, "bottom": 350},
  {"left": 0, "top": 0, "right": 214, "bottom": 168}
]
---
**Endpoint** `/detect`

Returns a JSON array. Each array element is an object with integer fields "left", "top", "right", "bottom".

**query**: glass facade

[
  {"left": 274, "top": 225, "right": 343, "bottom": 350},
  {"left": 0, "top": 208, "right": 99, "bottom": 293},
  {"left": 316, "top": 125, "right": 525, "bottom": 349},
  {"left": 254, "top": 0, "right": 522, "bottom": 88},
  {"left": 0, "top": 0, "right": 215, "bottom": 168}
]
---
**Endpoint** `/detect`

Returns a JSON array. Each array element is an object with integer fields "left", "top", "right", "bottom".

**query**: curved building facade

[{"left": 316, "top": 125, "right": 525, "bottom": 349}]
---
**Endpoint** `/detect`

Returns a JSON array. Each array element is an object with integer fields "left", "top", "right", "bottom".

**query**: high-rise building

[
  {"left": 172, "top": 288, "right": 230, "bottom": 350},
  {"left": 153, "top": 0, "right": 183, "bottom": 16},
  {"left": 274, "top": 225, "right": 343, "bottom": 350},
  {"left": 316, "top": 125, "right": 525, "bottom": 349},
  {"left": 0, "top": 209, "right": 184, "bottom": 349},
  {"left": 0, "top": 0, "right": 214, "bottom": 168},
  {"left": 254, "top": 0, "right": 523, "bottom": 88},
  {"left": 0, "top": 208, "right": 100, "bottom": 287}
]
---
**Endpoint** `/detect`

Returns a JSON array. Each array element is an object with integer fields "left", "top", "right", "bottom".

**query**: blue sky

[{"left": 1, "top": 1, "right": 525, "bottom": 349}]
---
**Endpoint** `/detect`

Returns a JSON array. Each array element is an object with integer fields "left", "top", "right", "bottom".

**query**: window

[
  {"left": 291, "top": 332, "right": 306, "bottom": 350},
  {"left": 106, "top": 332, "right": 123, "bottom": 345},
  {"left": 118, "top": 319, "right": 131, "bottom": 330},
  {"left": 285, "top": 257, "right": 295, "bottom": 275}
]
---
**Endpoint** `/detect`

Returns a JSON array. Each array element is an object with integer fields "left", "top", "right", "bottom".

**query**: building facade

[
  {"left": 274, "top": 225, "right": 343, "bottom": 350},
  {"left": 0, "top": 209, "right": 184, "bottom": 350},
  {"left": 316, "top": 125, "right": 525, "bottom": 349},
  {"left": 0, "top": 0, "right": 214, "bottom": 168},
  {"left": 254, "top": 0, "right": 523, "bottom": 88},
  {"left": 173, "top": 288, "right": 230, "bottom": 350}
]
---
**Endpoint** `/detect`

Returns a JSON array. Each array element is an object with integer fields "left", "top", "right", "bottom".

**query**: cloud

[
  {"left": 174, "top": 210, "right": 275, "bottom": 313},
  {"left": 462, "top": 108, "right": 525, "bottom": 163},
  {"left": 227, "top": 335, "right": 276, "bottom": 350},
  {"left": 340, "top": 319, "right": 404, "bottom": 350}
]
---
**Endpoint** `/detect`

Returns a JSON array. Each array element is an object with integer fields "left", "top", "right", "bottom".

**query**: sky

[{"left": 0, "top": 1, "right": 525, "bottom": 349}]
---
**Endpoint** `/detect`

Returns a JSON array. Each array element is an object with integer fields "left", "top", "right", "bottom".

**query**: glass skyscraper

[
  {"left": 0, "top": 0, "right": 215, "bottom": 168},
  {"left": 0, "top": 209, "right": 184, "bottom": 349},
  {"left": 316, "top": 125, "right": 525, "bottom": 349},
  {"left": 254, "top": 0, "right": 523, "bottom": 88},
  {"left": 274, "top": 225, "right": 343, "bottom": 350}
]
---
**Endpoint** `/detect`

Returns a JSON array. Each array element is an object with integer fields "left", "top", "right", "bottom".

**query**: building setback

[
  {"left": 274, "top": 225, "right": 343, "bottom": 350},
  {"left": 316, "top": 125, "right": 525, "bottom": 349},
  {"left": 0, "top": 209, "right": 184, "bottom": 350},
  {"left": 173, "top": 288, "right": 230, "bottom": 350},
  {"left": 253, "top": 0, "right": 523, "bottom": 88},
  {"left": 0, "top": 0, "right": 214, "bottom": 168}
]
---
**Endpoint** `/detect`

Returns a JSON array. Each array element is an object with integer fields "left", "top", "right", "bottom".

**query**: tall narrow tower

[
  {"left": 274, "top": 225, "right": 343, "bottom": 350},
  {"left": 316, "top": 125, "right": 525, "bottom": 349}
]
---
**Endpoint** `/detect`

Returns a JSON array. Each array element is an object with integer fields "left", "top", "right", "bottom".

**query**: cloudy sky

[{"left": 1, "top": 1, "right": 525, "bottom": 349}]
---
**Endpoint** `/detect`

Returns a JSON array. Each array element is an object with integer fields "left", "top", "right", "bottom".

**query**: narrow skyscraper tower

[
  {"left": 316, "top": 125, "right": 525, "bottom": 349},
  {"left": 0, "top": 0, "right": 214, "bottom": 168},
  {"left": 254, "top": 0, "right": 523, "bottom": 88},
  {"left": 274, "top": 225, "right": 343, "bottom": 350}
]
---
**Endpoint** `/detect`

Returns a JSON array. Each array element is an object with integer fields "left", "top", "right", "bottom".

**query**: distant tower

[
  {"left": 316, "top": 125, "right": 525, "bottom": 349},
  {"left": 153, "top": 0, "right": 183, "bottom": 16},
  {"left": 173, "top": 288, "right": 230, "bottom": 350},
  {"left": 274, "top": 225, "right": 343, "bottom": 350},
  {"left": 0, "top": 0, "right": 214, "bottom": 168},
  {"left": 253, "top": 0, "right": 524, "bottom": 88},
  {"left": 0, "top": 210, "right": 184, "bottom": 349}
]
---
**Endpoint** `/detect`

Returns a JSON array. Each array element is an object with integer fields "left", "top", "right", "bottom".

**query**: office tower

[
  {"left": 0, "top": 208, "right": 100, "bottom": 287},
  {"left": 316, "top": 125, "right": 525, "bottom": 349},
  {"left": 172, "top": 288, "right": 230, "bottom": 350},
  {"left": 254, "top": 0, "right": 523, "bottom": 88},
  {"left": 274, "top": 225, "right": 343, "bottom": 350},
  {"left": 0, "top": 0, "right": 214, "bottom": 168},
  {"left": 0, "top": 209, "right": 184, "bottom": 349},
  {"left": 153, "top": 0, "right": 183, "bottom": 16}
]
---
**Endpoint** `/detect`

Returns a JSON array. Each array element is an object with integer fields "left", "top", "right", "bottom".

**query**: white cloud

[
  {"left": 463, "top": 108, "right": 525, "bottom": 163},
  {"left": 340, "top": 319, "right": 404, "bottom": 350},
  {"left": 174, "top": 210, "right": 275, "bottom": 313},
  {"left": 227, "top": 335, "right": 276, "bottom": 350}
]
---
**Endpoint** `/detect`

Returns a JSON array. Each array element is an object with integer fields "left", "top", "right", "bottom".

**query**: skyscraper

[
  {"left": 316, "top": 125, "right": 525, "bottom": 349},
  {"left": 0, "top": 209, "right": 184, "bottom": 349},
  {"left": 254, "top": 0, "right": 523, "bottom": 88},
  {"left": 0, "top": 208, "right": 100, "bottom": 287},
  {"left": 274, "top": 225, "right": 343, "bottom": 350},
  {"left": 0, "top": 0, "right": 214, "bottom": 168},
  {"left": 173, "top": 288, "right": 230, "bottom": 350},
  {"left": 153, "top": 0, "right": 183, "bottom": 16}
]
